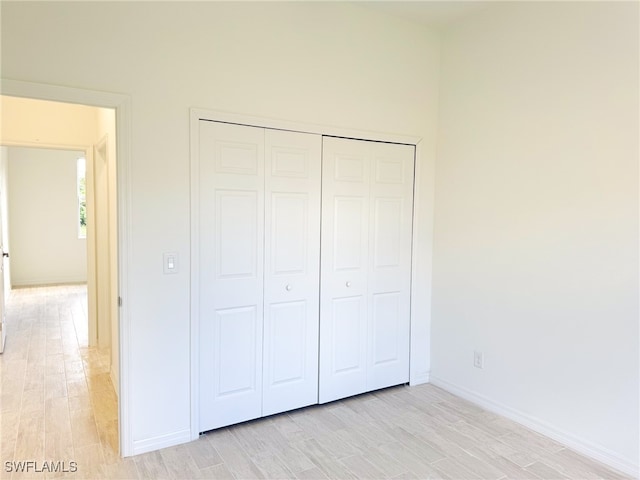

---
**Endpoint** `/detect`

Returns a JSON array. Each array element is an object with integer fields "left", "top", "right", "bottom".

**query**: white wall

[
  {"left": 0, "top": 2, "right": 441, "bottom": 454},
  {"left": 8, "top": 147, "right": 87, "bottom": 286},
  {"left": 433, "top": 2, "right": 638, "bottom": 474}
]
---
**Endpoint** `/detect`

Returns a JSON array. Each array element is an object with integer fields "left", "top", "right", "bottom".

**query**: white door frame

[
  {"left": 0, "top": 79, "right": 134, "bottom": 457},
  {"left": 190, "top": 107, "right": 426, "bottom": 440},
  {"left": 93, "top": 134, "right": 112, "bottom": 349}
]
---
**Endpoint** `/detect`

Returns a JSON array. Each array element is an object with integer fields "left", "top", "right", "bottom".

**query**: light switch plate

[{"left": 163, "top": 252, "right": 179, "bottom": 274}]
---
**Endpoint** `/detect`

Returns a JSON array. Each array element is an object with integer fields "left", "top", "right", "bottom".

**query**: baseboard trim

[
  {"left": 132, "top": 429, "right": 191, "bottom": 456},
  {"left": 429, "top": 376, "right": 638, "bottom": 478},
  {"left": 410, "top": 370, "right": 430, "bottom": 386},
  {"left": 12, "top": 280, "right": 87, "bottom": 288}
]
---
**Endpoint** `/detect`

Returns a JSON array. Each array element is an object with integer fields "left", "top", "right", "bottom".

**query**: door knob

[
  {"left": 285, "top": 284, "right": 292, "bottom": 291},
  {"left": 346, "top": 281, "right": 351, "bottom": 287},
  {"left": 2, "top": 252, "right": 8, "bottom": 258}
]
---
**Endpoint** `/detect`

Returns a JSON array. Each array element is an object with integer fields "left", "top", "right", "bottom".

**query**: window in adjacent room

[{"left": 77, "top": 157, "right": 86, "bottom": 238}]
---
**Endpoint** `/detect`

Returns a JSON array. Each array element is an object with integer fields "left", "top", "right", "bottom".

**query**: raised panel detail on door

[
  {"left": 371, "top": 292, "right": 401, "bottom": 366},
  {"left": 215, "top": 306, "right": 258, "bottom": 396},
  {"left": 216, "top": 190, "right": 258, "bottom": 278},
  {"left": 200, "top": 304, "right": 262, "bottom": 430},
  {"left": 271, "top": 147, "right": 309, "bottom": 178},
  {"left": 263, "top": 129, "right": 321, "bottom": 417},
  {"left": 266, "top": 301, "right": 306, "bottom": 385},
  {"left": 317, "top": 294, "right": 367, "bottom": 403},
  {"left": 271, "top": 193, "right": 308, "bottom": 276},
  {"left": 367, "top": 288, "right": 410, "bottom": 390},
  {"left": 332, "top": 296, "right": 366, "bottom": 374},
  {"left": 216, "top": 141, "right": 259, "bottom": 175},
  {"left": 333, "top": 196, "right": 366, "bottom": 271},
  {"left": 374, "top": 157, "right": 405, "bottom": 184},
  {"left": 373, "top": 198, "right": 403, "bottom": 269},
  {"left": 198, "top": 121, "right": 264, "bottom": 432},
  {"left": 335, "top": 154, "right": 366, "bottom": 182}
]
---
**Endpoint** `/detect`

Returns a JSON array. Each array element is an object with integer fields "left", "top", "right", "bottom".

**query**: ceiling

[{"left": 358, "top": 1, "right": 496, "bottom": 28}]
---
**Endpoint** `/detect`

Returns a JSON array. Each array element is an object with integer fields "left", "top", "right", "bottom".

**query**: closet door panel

[
  {"left": 198, "top": 121, "right": 265, "bottom": 432},
  {"left": 216, "top": 190, "right": 258, "bottom": 281},
  {"left": 334, "top": 196, "right": 367, "bottom": 271},
  {"left": 263, "top": 129, "right": 321, "bottom": 416},
  {"left": 372, "top": 197, "right": 403, "bottom": 270},
  {"left": 331, "top": 295, "right": 367, "bottom": 372},
  {"left": 367, "top": 142, "right": 414, "bottom": 391},
  {"left": 267, "top": 301, "right": 307, "bottom": 384},
  {"left": 319, "top": 137, "right": 370, "bottom": 403},
  {"left": 271, "top": 193, "right": 308, "bottom": 275}
]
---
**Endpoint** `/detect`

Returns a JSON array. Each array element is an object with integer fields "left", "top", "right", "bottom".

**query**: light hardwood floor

[{"left": 0, "top": 285, "right": 631, "bottom": 480}]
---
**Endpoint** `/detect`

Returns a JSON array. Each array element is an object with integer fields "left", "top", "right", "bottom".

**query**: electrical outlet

[{"left": 473, "top": 351, "right": 484, "bottom": 369}]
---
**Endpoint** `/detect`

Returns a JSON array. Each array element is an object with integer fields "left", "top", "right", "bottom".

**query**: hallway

[{"left": 0, "top": 285, "right": 118, "bottom": 478}]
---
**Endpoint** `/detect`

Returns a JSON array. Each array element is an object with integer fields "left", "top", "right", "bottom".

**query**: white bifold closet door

[
  {"left": 319, "top": 136, "right": 415, "bottom": 404},
  {"left": 263, "top": 129, "right": 321, "bottom": 416},
  {"left": 198, "top": 120, "right": 321, "bottom": 432}
]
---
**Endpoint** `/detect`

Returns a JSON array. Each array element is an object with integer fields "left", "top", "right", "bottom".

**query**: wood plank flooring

[{"left": 0, "top": 285, "right": 631, "bottom": 479}]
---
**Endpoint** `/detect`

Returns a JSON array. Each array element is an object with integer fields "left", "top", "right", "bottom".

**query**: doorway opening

[{"left": 0, "top": 94, "right": 122, "bottom": 460}]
